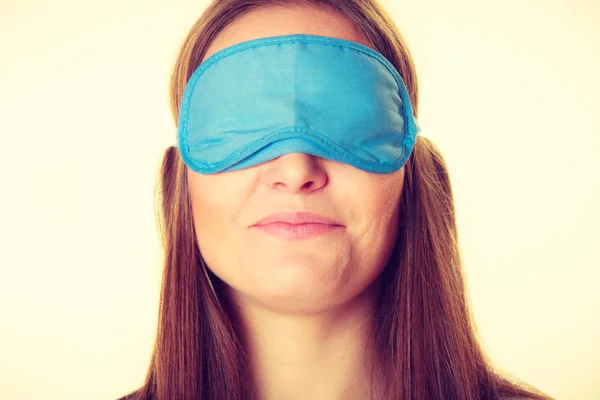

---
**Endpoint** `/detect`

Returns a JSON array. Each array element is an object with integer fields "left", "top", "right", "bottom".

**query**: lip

[
  {"left": 250, "top": 212, "right": 344, "bottom": 240},
  {"left": 252, "top": 212, "right": 343, "bottom": 226}
]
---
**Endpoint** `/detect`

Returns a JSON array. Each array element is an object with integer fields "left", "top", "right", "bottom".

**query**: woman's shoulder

[
  {"left": 116, "top": 388, "right": 145, "bottom": 400},
  {"left": 116, "top": 392, "right": 541, "bottom": 400},
  {"left": 501, "top": 397, "right": 537, "bottom": 400}
]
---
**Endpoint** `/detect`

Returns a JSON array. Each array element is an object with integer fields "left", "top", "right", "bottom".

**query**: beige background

[{"left": 1, "top": 0, "right": 598, "bottom": 399}]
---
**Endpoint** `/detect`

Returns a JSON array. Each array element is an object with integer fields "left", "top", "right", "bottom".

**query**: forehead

[{"left": 202, "top": 4, "right": 373, "bottom": 62}]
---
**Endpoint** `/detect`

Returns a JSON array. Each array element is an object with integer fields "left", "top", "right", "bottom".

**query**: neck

[{"left": 225, "top": 280, "right": 383, "bottom": 400}]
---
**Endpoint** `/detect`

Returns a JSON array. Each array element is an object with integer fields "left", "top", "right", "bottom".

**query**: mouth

[
  {"left": 250, "top": 212, "right": 344, "bottom": 240},
  {"left": 252, "top": 211, "right": 343, "bottom": 226}
]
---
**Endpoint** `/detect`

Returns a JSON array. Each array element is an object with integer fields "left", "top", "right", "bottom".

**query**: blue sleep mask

[{"left": 176, "top": 34, "right": 420, "bottom": 174}]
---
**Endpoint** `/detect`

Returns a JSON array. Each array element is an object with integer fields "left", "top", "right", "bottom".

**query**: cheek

[
  {"left": 346, "top": 169, "right": 404, "bottom": 224},
  {"left": 188, "top": 170, "right": 250, "bottom": 223},
  {"left": 344, "top": 170, "right": 404, "bottom": 257},
  {"left": 373, "top": 170, "right": 404, "bottom": 221},
  {"left": 376, "top": 176, "right": 404, "bottom": 218},
  {"left": 187, "top": 169, "right": 258, "bottom": 284},
  {"left": 187, "top": 174, "right": 240, "bottom": 259}
]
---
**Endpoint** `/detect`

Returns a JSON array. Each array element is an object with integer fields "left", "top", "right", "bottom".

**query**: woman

[{"left": 121, "top": 0, "right": 553, "bottom": 399}]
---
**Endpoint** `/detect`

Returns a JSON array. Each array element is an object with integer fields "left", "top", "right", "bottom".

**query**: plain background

[{"left": 1, "top": 0, "right": 598, "bottom": 399}]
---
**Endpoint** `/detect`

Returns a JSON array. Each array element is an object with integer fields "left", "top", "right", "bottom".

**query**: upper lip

[{"left": 252, "top": 212, "right": 343, "bottom": 226}]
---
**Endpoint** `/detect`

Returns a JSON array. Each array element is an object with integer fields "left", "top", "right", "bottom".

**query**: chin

[
  {"left": 250, "top": 289, "right": 345, "bottom": 315},
  {"left": 247, "top": 276, "right": 356, "bottom": 315}
]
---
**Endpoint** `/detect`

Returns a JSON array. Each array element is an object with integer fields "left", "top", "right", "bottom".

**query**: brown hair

[{"left": 124, "top": 0, "right": 554, "bottom": 399}]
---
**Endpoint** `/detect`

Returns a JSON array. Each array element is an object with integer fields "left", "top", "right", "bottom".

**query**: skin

[{"left": 187, "top": 4, "right": 406, "bottom": 399}]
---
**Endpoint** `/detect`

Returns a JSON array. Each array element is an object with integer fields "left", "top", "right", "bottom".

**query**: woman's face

[{"left": 187, "top": 5, "right": 406, "bottom": 314}]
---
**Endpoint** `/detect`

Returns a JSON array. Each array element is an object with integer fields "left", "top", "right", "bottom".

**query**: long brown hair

[{"left": 125, "top": 0, "right": 554, "bottom": 399}]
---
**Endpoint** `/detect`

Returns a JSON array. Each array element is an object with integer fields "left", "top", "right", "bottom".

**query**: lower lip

[{"left": 251, "top": 222, "right": 343, "bottom": 239}]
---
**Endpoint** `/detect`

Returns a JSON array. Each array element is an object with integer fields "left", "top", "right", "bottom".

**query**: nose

[{"left": 260, "top": 153, "right": 328, "bottom": 194}]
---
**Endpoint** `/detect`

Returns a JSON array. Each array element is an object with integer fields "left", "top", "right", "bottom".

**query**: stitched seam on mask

[{"left": 187, "top": 126, "right": 407, "bottom": 172}]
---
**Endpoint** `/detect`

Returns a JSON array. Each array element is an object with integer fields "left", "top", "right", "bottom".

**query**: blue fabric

[{"left": 177, "top": 34, "right": 420, "bottom": 174}]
